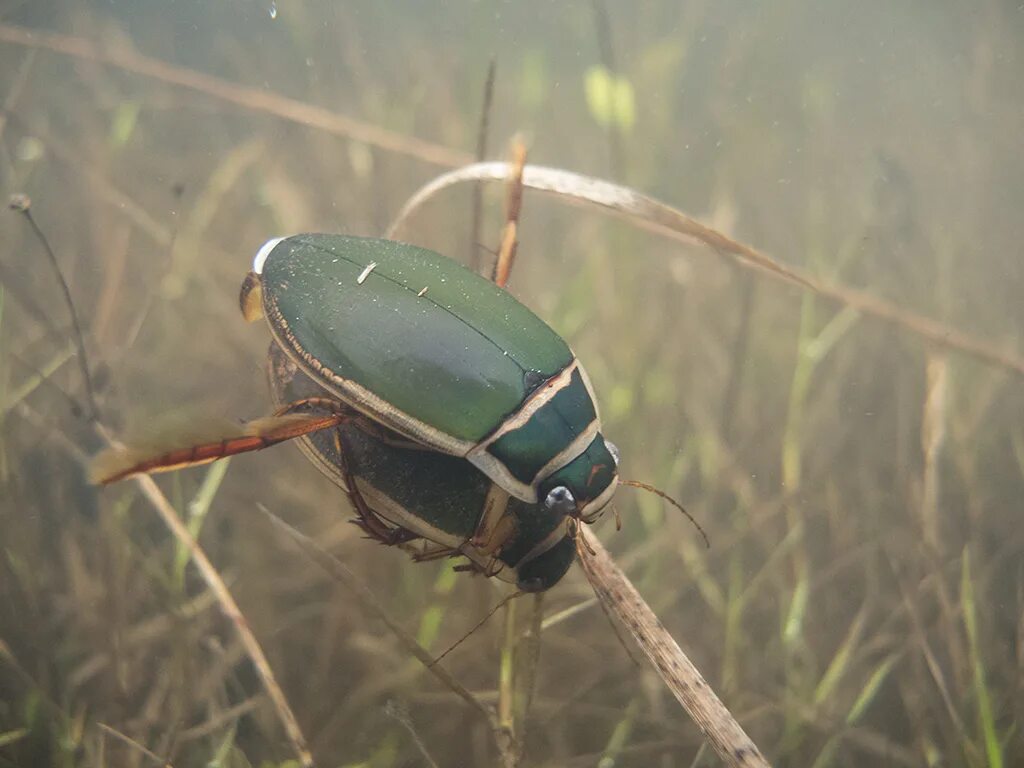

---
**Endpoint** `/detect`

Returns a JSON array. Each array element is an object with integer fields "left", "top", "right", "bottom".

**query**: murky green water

[{"left": 1, "top": 2, "right": 1022, "bottom": 766}]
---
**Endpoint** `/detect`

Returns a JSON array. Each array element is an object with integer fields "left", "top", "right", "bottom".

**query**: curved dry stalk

[
  {"left": 0, "top": 23, "right": 470, "bottom": 169},
  {"left": 388, "top": 162, "right": 1024, "bottom": 380},
  {"left": 576, "top": 527, "right": 770, "bottom": 768}
]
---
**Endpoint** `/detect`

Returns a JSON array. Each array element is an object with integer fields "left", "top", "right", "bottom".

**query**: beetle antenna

[
  {"left": 620, "top": 480, "right": 709, "bottom": 548},
  {"left": 569, "top": 517, "right": 597, "bottom": 556},
  {"left": 429, "top": 590, "right": 523, "bottom": 668},
  {"left": 9, "top": 193, "right": 99, "bottom": 421}
]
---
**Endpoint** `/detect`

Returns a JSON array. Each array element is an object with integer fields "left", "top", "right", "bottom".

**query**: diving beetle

[
  {"left": 266, "top": 342, "right": 576, "bottom": 592},
  {"left": 239, "top": 234, "right": 621, "bottom": 525},
  {"left": 94, "top": 233, "right": 622, "bottom": 590}
]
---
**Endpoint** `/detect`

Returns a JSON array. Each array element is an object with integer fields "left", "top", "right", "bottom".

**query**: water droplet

[{"left": 269, "top": 2, "right": 277, "bottom": 19}]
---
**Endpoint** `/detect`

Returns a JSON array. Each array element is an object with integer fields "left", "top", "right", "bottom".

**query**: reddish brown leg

[{"left": 328, "top": 428, "right": 423, "bottom": 548}]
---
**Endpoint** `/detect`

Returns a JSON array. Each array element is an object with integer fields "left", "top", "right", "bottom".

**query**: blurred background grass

[{"left": 1, "top": 1, "right": 1022, "bottom": 766}]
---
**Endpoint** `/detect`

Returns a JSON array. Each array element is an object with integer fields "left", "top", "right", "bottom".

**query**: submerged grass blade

[
  {"left": 845, "top": 653, "right": 899, "bottom": 725},
  {"left": 173, "top": 457, "right": 231, "bottom": 589},
  {"left": 0, "top": 728, "right": 28, "bottom": 748},
  {"left": 813, "top": 607, "right": 868, "bottom": 707},
  {"left": 0, "top": 343, "right": 73, "bottom": 417},
  {"left": 961, "top": 548, "right": 1004, "bottom": 768}
]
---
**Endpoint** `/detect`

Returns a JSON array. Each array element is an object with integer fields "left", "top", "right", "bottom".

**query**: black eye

[{"left": 544, "top": 486, "right": 576, "bottom": 515}]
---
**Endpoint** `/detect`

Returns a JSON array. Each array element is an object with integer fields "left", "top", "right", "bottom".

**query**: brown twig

[
  {"left": 576, "top": 527, "right": 770, "bottom": 767},
  {"left": 0, "top": 23, "right": 470, "bottom": 168},
  {"left": 491, "top": 141, "right": 527, "bottom": 288},
  {"left": 388, "top": 162, "right": 1024, "bottom": 380}
]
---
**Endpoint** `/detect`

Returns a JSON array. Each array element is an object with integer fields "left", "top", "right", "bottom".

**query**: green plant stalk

[
  {"left": 498, "top": 598, "right": 517, "bottom": 735},
  {"left": 598, "top": 697, "right": 641, "bottom": 767},
  {"left": 961, "top": 549, "right": 1004, "bottom": 768},
  {"left": 722, "top": 541, "right": 745, "bottom": 693},
  {"left": 813, "top": 607, "right": 868, "bottom": 707},
  {"left": 0, "top": 727, "right": 28, "bottom": 748},
  {"left": 172, "top": 457, "right": 231, "bottom": 592},
  {"left": 414, "top": 559, "right": 457, "bottom": 651},
  {"left": 515, "top": 592, "right": 544, "bottom": 728},
  {"left": 0, "top": 344, "right": 74, "bottom": 417},
  {"left": 780, "top": 293, "right": 860, "bottom": 756}
]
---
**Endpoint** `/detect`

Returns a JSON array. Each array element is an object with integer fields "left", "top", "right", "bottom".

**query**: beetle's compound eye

[
  {"left": 606, "top": 440, "right": 621, "bottom": 468},
  {"left": 544, "top": 486, "right": 576, "bottom": 515}
]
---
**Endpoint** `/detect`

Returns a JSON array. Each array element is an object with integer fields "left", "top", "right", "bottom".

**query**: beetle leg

[
  {"left": 343, "top": 474, "right": 422, "bottom": 547},
  {"left": 326, "top": 425, "right": 425, "bottom": 548},
  {"left": 350, "top": 515, "right": 421, "bottom": 547},
  {"left": 470, "top": 483, "right": 516, "bottom": 554},
  {"left": 411, "top": 544, "right": 461, "bottom": 563},
  {"left": 453, "top": 557, "right": 507, "bottom": 579}
]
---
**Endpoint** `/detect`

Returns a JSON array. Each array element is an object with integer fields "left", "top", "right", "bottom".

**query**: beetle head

[{"left": 540, "top": 433, "right": 620, "bottom": 523}]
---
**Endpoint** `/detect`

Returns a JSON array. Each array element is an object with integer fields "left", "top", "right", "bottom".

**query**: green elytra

[
  {"left": 267, "top": 343, "right": 576, "bottom": 592},
  {"left": 251, "top": 233, "right": 620, "bottom": 522}
]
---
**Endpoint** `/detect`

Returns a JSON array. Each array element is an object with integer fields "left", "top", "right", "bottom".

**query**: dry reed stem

[
  {"left": 93, "top": 429, "right": 315, "bottom": 768},
  {"left": 492, "top": 140, "right": 527, "bottom": 289},
  {"left": 0, "top": 23, "right": 471, "bottom": 169},
  {"left": 577, "top": 527, "right": 770, "bottom": 768},
  {"left": 388, "top": 162, "right": 1024, "bottom": 380}
]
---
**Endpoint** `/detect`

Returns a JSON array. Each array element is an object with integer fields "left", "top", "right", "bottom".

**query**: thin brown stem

[{"left": 491, "top": 141, "right": 527, "bottom": 288}]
